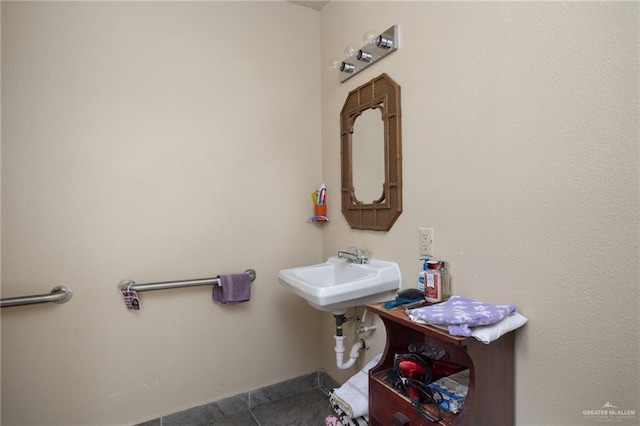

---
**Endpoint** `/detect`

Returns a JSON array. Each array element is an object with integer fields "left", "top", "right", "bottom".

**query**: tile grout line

[{"left": 247, "top": 390, "right": 262, "bottom": 426}]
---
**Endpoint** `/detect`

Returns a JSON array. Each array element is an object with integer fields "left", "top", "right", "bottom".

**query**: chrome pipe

[{"left": 1, "top": 286, "right": 73, "bottom": 308}]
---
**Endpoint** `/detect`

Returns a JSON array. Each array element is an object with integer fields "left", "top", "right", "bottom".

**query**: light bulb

[
  {"left": 344, "top": 44, "right": 360, "bottom": 58},
  {"left": 329, "top": 58, "right": 343, "bottom": 69},
  {"left": 363, "top": 30, "right": 379, "bottom": 47}
]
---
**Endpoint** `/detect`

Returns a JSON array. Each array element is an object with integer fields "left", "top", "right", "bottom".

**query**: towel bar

[
  {"left": 118, "top": 269, "right": 257, "bottom": 293},
  {"left": 1, "top": 286, "right": 74, "bottom": 308}
]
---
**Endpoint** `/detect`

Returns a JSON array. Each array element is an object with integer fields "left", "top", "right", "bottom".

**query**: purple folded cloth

[
  {"left": 212, "top": 273, "right": 251, "bottom": 304},
  {"left": 407, "top": 295, "right": 516, "bottom": 337}
]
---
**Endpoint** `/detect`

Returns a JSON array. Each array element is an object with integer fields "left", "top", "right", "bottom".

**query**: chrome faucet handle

[
  {"left": 356, "top": 248, "right": 371, "bottom": 258},
  {"left": 356, "top": 248, "right": 371, "bottom": 264},
  {"left": 337, "top": 248, "right": 371, "bottom": 264}
]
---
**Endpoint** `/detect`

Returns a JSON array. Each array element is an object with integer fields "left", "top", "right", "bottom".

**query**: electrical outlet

[{"left": 419, "top": 227, "right": 433, "bottom": 256}]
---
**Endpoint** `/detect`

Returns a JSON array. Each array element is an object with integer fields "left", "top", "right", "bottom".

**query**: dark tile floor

[
  {"left": 250, "top": 387, "right": 332, "bottom": 426},
  {"left": 137, "top": 372, "right": 338, "bottom": 426}
]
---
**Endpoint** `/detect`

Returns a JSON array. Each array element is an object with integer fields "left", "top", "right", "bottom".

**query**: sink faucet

[{"left": 337, "top": 248, "right": 371, "bottom": 264}]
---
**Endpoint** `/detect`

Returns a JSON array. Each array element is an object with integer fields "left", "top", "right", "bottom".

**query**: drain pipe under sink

[{"left": 334, "top": 314, "right": 367, "bottom": 370}]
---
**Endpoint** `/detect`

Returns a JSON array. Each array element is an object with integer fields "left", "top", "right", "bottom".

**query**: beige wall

[
  {"left": 2, "top": 1, "right": 639, "bottom": 426},
  {"left": 320, "top": 2, "right": 639, "bottom": 425},
  {"left": 1, "top": 2, "right": 323, "bottom": 424}
]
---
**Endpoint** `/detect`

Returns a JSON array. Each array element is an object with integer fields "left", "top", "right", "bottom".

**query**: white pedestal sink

[{"left": 278, "top": 256, "right": 401, "bottom": 315}]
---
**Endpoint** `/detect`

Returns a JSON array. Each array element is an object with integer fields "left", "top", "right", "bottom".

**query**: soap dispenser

[{"left": 417, "top": 257, "right": 429, "bottom": 292}]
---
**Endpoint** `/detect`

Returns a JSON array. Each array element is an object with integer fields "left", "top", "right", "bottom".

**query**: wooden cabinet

[{"left": 367, "top": 303, "right": 515, "bottom": 426}]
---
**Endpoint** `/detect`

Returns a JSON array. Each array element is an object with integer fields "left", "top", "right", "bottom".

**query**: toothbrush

[{"left": 318, "top": 183, "right": 326, "bottom": 205}]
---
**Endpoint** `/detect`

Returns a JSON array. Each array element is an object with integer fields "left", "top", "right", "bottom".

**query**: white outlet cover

[{"left": 419, "top": 227, "right": 433, "bottom": 256}]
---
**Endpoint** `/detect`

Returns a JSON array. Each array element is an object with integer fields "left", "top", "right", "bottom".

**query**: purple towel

[
  {"left": 407, "top": 295, "right": 516, "bottom": 337},
  {"left": 212, "top": 273, "right": 251, "bottom": 304}
]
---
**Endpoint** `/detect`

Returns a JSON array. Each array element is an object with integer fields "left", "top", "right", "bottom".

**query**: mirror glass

[
  {"left": 341, "top": 73, "right": 402, "bottom": 231},
  {"left": 352, "top": 106, "right": 385, "bottom": 203}
]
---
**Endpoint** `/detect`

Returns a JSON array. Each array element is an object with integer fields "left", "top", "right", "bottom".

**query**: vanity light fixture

[
  {"left": 346, "top": 44, "right": 374, "bottom": 64},
  {"left": 363, "top": 30, "right": 394, "bottom": 49},
  {"left": 333, "top": 25, "right": 399, "bottom": 83},
  {"left": 331, "top": 58, "right": 356, "bottom": 73},
  {"left": 341, "top": 61, "right": 356, "bottom": 73},
  {"left": 375, "top": 33, "right": 394, "bottom": 49},
  {"left": 357, "top": 50, "right": 373, "bottom": 63}
]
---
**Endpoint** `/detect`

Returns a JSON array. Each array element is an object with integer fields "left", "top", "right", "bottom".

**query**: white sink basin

[{"left": 278, "top": 256, "right": 401, "bottom": 314}]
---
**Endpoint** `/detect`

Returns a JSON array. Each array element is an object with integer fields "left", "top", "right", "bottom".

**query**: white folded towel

[
  {"left": 470, "top": 312, "right": 528, "bottom": 343},
  {"left": 331, "top": 354, "right": 382, "bottom": 420}
]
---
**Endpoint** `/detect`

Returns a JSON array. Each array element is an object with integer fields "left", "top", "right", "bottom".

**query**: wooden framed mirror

[{"left": 341, "top": 73, "right": 402, "bottom": 231}]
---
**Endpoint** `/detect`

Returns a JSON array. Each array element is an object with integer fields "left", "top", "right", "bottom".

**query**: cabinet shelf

[
  {"left": 367, "top": 303, "right": 516, "bottom": 426},
  {"left": 371, "top": 369, "right": 460, "bottom": 425}
]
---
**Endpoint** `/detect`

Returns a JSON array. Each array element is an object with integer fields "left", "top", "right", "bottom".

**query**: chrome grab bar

[
  {"left": 118, "top": 269, "right": 257, "bottom": 293},
  {"left": 1, "top": 286, "right": 74, "bottom": 308}
]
